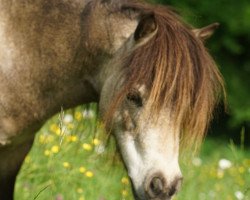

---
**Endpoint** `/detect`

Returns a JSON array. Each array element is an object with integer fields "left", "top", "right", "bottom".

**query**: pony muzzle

[{"left": 144, "top": 172, "right": 183, "bottom": 200}]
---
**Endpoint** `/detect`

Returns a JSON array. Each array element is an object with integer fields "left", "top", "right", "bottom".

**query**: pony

[{"left": 0, "top": 0, "right": 225, "bottom": 199}]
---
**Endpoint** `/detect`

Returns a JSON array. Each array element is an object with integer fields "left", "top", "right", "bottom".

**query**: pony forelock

[{"left": 105, "top": 1, "right": 225, "bottom": 151}]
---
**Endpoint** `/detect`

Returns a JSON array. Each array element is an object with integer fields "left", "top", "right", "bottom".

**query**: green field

[{"left": 15, "top": 106, "right": 250, "bottom": 200}]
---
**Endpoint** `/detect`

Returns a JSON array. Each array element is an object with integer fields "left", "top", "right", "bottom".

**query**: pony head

[{"left": 96, "top": 1, "right": 224, "bottom": 199}]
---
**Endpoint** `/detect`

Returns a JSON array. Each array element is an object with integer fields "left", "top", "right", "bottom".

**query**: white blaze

[{"left": 116, "top": 114, "right": 181, "bottom": 193}]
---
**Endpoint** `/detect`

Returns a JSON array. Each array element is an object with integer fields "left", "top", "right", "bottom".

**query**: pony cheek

[{"left": 114, "top": 132, "right": 144, "bottom": 179}]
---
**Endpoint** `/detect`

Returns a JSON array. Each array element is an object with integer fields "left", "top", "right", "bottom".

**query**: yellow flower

[
  {"left": 75, "top": 112, "right": 82, "bottom": 121},
  {"left": 121, "top": 189, "right": 128, "bottom": 196},
  {"left": 92, "top": 138, "right": 101, "bottom": 146},
  {"left": 51, "top": 145, "right": 60, "bottom": 153},
  {"left": 82, "top": 143, "right": 92, "bottom": 151},
  {"left": 85, "top": 171, "right": 94, "bottom": 178},
  {"left": 44, "top": 150, "right": 51, "bottom": 156},
  {"left": 67, "top": 135, "right": 78, "bottom": 142},
  {"left": 50, "top": 124, "right": 61, "bottom": 135},
  {"left": 39, "top": 135, "right": 46, "bottom": 144},
  {"left": 39, "top": 135, "right": 55, "bottom": 144},
  {"left": 63, "top": 162, "right": 70, "bottom": 168},
  {"left": 71, "top": 135, "right": 78, "bottom": 142},
  {"left": 79, "top": 167, "right": 86, "bottom": 174},
  {"left": 25, "top": 156, "right": 31, "bottom": 163},
  {"left": 79, "top": 197, "right": 85, "bottom": 200},
  {"left": 77, "top": 188, "right": 84, "bottom": 194},
  {"left": 121, "top": 177, "right": 129, "bottom": 185}
]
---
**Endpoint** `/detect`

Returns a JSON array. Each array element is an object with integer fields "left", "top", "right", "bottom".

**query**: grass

[{"left": 15, "top": 105, "right": 250, "bottom": 200}]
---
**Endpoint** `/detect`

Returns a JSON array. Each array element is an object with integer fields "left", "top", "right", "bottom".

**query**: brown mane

[{"left": 106, "top": 1, "right": 225, "bottom": 150}]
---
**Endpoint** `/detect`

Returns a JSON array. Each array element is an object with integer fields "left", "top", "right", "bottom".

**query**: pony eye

[{"left": 126, "top": 92, "right": 143, "bottom": 107}]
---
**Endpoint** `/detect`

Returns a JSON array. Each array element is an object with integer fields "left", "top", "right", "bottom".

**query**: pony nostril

[
  {"left": 145, "top": 175, "right": 166, "bottom": 198},
  {"left": 150, "top": 177, "right": 164, "bottom": 196},
  {"left": 145, "top": 174, "right": 183, "bottom": 199}
]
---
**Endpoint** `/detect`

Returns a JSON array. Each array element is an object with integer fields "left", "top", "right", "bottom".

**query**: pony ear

[
  {"left": 134, "top": 13, "right": 157, "bottom": 42},
  {"left": 193, "top": 23, "right": 219, "bottom": 41}
]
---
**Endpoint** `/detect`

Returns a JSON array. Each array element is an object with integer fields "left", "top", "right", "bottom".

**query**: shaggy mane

[{"left": 106, "top": 1, "right": 225, "bottom": 150}]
